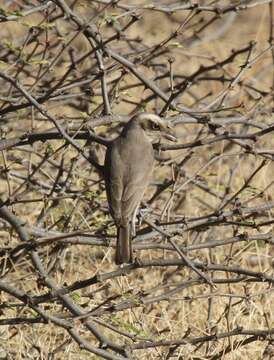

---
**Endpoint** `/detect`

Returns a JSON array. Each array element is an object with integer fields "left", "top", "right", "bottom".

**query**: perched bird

[{"left": 104, "top": 113, "right": 175, "bottom": 265}]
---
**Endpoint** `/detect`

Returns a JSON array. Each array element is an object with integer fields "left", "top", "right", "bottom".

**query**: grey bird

[{"left": 104, "top": 113, "right": 175, "bottom": 265}]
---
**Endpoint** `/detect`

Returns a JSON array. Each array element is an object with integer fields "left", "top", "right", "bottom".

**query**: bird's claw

[{"left": 137, "top": 208, "right": 150, "bottom": 225}]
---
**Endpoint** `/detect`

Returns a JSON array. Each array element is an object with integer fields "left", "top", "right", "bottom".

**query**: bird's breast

[{"left": 110, "top": 129, "right": 154, "bottom": 177}]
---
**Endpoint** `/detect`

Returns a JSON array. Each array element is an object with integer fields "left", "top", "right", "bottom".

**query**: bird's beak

[{"left": 162, "top": 122, "right": 177, "bottom": 142}]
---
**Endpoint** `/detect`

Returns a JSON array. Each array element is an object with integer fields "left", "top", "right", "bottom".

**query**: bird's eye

[{"left": 151, "top": 123, "right": 160, "bottom": 130}]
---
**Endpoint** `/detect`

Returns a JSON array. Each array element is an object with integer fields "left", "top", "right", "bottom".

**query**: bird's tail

[{"left": 115, "top": 224, "right": 132, "bottom": 265}]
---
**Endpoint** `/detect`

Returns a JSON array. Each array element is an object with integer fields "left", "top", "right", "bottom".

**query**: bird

[{"left": 104, "top": 112, "right": 175, "bottom": 265}]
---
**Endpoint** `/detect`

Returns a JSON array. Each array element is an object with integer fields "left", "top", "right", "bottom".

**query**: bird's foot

[
  {"left": 133, "top": 256, "right": 142, "bottom": 267},
  {"left": 137, "top": 208, "right": 151, "bottom": 225}
]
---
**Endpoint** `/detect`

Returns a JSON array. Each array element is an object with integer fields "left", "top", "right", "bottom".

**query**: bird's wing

[
  {"left": 108, "top": 179, "right": 123, "bottom": 219},
  {"left": 121, "top": 183, "right": 148, "bottom": 220},
  {"left": 104, "top": 146, "right": 124, "bottom": 222},
  {"left": 121, "top": 159, "right": 154, "bottom": 220}
]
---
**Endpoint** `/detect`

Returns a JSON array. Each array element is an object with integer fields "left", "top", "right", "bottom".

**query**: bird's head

[{"left": 133, "top": 112, "right": 177, "bottom": 142}]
